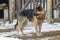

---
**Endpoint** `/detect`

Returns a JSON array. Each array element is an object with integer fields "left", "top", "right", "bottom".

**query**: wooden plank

[
  {"left": 0, "top": 7, "right": 8, "bottom": 10},
  {"left": 0, "top": 3, "right": 6, "bottom": 7},
  {"left": 22, "top": 0, "right": 25, "bottom": 8},
  {"left": 18, "top": 0, "right": 32, "bottom": 13},
  {"left": 0, "top": 3, "right": 7, "bottom": 10},
  {"left": 30, "top": 0, "right": 32, "bottom": 9},
  {"left": 33, "top": 0, "right": 36, "bottom": 9},
  {"left": 43, "top": 0, "right": 45, "bottom": 8}
]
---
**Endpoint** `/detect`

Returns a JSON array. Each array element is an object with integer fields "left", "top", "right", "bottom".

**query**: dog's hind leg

[
  {"left": 21, "top": 18, "right": 28, "bottom": 35},
  {"left": 14, "top": 20, "right": 18, "bottom": 29},
  {"left": 16, "top": 19, "right": 23, "bottom": 35},
  {"left": 16, "top": 17, "right": 28, "bottom": 36}
]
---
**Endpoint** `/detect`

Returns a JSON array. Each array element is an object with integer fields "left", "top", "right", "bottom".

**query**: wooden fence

[
  {"left": 9, "top": 0, "right": 60, "bottom": 23},
  {"left": 8, "top": 0, "right": 46, "bottom": 23},
  {"left": 15, "top": 0, "right": 46, "bottom": 13}
]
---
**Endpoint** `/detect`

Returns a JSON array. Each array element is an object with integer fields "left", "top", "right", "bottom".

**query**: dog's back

[{"left": 18, "top": 9, "right": 34, "bottom": 21}]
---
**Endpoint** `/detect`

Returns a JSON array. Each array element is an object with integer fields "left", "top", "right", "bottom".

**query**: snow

[
  {"left": 0, "top": 19, "right": 60, "bottom": 34},
  {"left": 0, "top": 19, "right": 17, "bottom": 29},
  {"left": 0, "top": 37, "right": 19, "bottom": 40},
  {"left": 42, "top": 22, "right": 60, "bottom": 32},
  {"left": 0, "top": 19, "right": 60, "bottom": 40}
]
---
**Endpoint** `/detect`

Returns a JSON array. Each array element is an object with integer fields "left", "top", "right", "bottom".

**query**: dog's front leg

[
  {"left": 34, "top": 20, "right": 43, "bottom": 36},
  {"left": 37, "top": 21, "right": 43, "bottom": 36},
  {"left": 33, "top": 17, "right": 39, "bottom": 36}
]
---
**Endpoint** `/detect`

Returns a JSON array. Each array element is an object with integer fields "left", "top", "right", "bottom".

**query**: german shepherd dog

[{"left": 15, "top": 5, "right": 45, "bottom": 36}]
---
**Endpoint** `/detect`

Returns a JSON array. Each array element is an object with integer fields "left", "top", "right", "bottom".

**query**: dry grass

[{"left": 0, "top": 28, "right": 14, "bottom": 32}]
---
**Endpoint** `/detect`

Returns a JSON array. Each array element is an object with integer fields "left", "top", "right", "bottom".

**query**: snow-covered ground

[
  {"left": 0, "top": 37, "right": 19, "bottom": 40},
  {"left": 0, "top": 19, "right": 60, "bottom": 32},
  {"left": 0, "top": 19, "right": 60, "bottom": 40}
]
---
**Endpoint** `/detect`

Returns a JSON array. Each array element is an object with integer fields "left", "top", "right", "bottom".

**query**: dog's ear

[
  {"left": 36, "top": 5, "right": 42, "bottom": 11},
  {"left": 36, "top": 6, "right": 39, "bottom": 9}
]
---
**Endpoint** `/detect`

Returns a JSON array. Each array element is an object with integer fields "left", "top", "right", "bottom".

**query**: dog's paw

[{"left": 36, "top": 33, "right": 43, "bottom": 36}]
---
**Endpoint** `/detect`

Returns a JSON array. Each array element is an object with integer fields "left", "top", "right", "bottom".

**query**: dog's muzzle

[{"left": 33, "top": 11, "right": 41, "bottom": 16}]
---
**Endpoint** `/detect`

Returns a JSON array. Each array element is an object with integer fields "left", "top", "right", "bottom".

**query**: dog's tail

[
  {"left": 14, "top": 20, "right": 18, "bottom": 29},
  {"left": 14, "top": 23, "right": 17, "bottom": 29}
]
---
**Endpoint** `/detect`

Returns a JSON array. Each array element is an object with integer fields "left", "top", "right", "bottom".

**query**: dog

[{"left": 15, "top": 5, "right": 45, "bottom": 36}]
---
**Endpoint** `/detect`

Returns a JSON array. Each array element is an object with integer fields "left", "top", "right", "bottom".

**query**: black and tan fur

[{"left": 15, "top": 5, "right": 45, "bottom": 36}]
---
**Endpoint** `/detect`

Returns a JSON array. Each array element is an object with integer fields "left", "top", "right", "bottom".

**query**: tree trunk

[
  {"left": 47, "top": 0, "right": 53, "bottom": 23},
  {"left": 8, "top": 0, "right": 15, "bottom": 23}
]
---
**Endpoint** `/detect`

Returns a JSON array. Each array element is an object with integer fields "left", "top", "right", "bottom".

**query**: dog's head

[
  {"left": 36, "top": 5, "right": 43, "bottom": 11},
  {"left": 33, "top": 5, "right": 45, "bottom": 19},
  {"left": 33, "top": 5, "right": 43, "bottom": 15}
]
